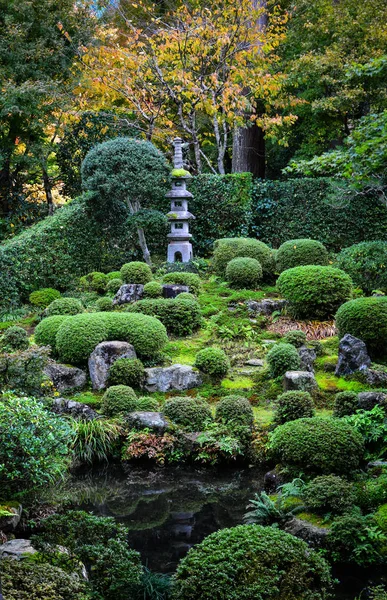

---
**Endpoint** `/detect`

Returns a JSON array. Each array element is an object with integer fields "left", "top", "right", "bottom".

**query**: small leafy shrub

[
  {"left": 120, "top": 261, "right": 153, "bottom": 284},
  {"left": 355, "top": 475, "right": 387, "bottom": 510},
  {"left": 215, "top": 395, "right": 254, "bottom": 427},
  {"left": 162, "top": 272, "right": 201, "bottom": 295},
  {"left": 342, "top": 406, "right": 387, "bottom": 459},
  {"left": 101, "top": 385, "right": 137, "bottom": 416},
  {"left": 122, "top": 430, "right": 176, "bottom": 465},
  {"left": 79, "top": 271, "right": 108, "bottom": 293},
  {"left": 194, "top": 347, "right": 230, "bottom": 378},
  {"left": 374, "top": 503, "right": 387, "bottom": 533},
  {"left": 212, "top": 237, "right": 275, "bottom": 280},
  {"left": 328, "top": 512, "right": 386, "bottom": 565},
  {"left": 172, "top": 524, "right": 332, "bottom": 600},
  {"left": 71, "top": 419, "right": 123, "bottom": 465},
  {"left": 267, "top": 342, "right": 300, "bottom": 377},
  {"left": 283, "top": 329, "right": 307, "bottom": 348},
  {"left": 45, "top": 297, "right": 84, "bottom": 316},
  {"left": 0, "top": 347, "right": 50, "bottom": 396},
  {"left": 137, "top": 396, "right": 159, "bottom": 411},
  {"left": 126, "top": 297, "right": 201, "bottom": 336},
  {"left": 0, "top": 326, "right": 29, "bottom": 351},
  {"left": 106, "top": 278, "right": 123, "bottom": 294},
  {"left": 29, "top": 287, "right": 61, "bottom": 308},
  {"left": 302, "top": 475, "right": 355, "bottom": 514},
  {"left": 336, "top": 241, "right": 387, "bottom": 294},
  {"left": 108, "top": 357, "right": 145, "bottom": 388},
  {"left": 195, "top": 423, "right": 244, "bottom": 465},
  {"left": 276, "top": 238, "right": 329, "bottom": 273},
  {"left": 143, "top": 281, "right": 163, "bottom": 298},
  {"left": 107, "top": 271, "right": 122, "bottom": 280},
  {"left": 160, "top": 260, "right": 200, "bottom": 274},
  {"left": 34, "top": 315, "right": 69, "bottom": 349},
  {"left": 274, "top": 391, "right": 314, "bottom": 424},
  {"left": 334, "top": 391, "right": 359, "bottom": 417},
  {"left": 225, "top": 257, "right": 262, "bottom": 289},
  {"left": 277, "top": 266, "right": 352, "bottom": 319},
  {"left": 270, "top": 417, "right": 364, "bottom": 474},
  {"left": 336, "top": 297, "right": 387, "bottom": 357},
  {"left": 96, "top": 296, "right": 114, "bottom": 311},
  {"left": 163, "top": 397, "right": 213, "bottom": 431}
]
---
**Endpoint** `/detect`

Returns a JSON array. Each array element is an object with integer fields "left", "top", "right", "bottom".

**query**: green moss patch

[{"left": 315, "top": 373, "right": 368, "bottom": 393}]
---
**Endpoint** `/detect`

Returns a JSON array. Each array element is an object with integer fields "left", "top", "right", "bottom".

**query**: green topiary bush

[
  {"left": 34, "top": 315, "right": 70, "bottom": 349},
  {"left": 163, "top": 397, "right": 213, "bottom": 431},
  {"left": 194, "top": 347, "right": 230, "bottom": 378},
  {"left": 225, "top": 257, "right": 262, "bottom": 289},
  {"left": 29, "top": 287, "right": 61, "bottom": 308},
  {"left": 335, "top": 297, "right": 387, "bottom": 357},
  {"left": 276, "top": 238, "right": 329, "bottom": 273},
  {"left": 333, "top": 391, "right": 359, "bottom": 417},
  {"left": 302, "top": 475, "right": 356, "bottom": 514},
  {"left": 336, "top": 241, "right": 387, "bottom": 294},
  {"left": 175, "top": 291, "right": 196, "bottom": 301},
  {"left": 56, "top": 313, "right": 108, "bottom": 364},
  {"left": 212, "top": 237, "right": 275, "bottom": 281},
  {"left": 143, "top": 281, "right": 163, "bottom": 298},
  {"left": 126, "top": 297, "right": 201, "bottom": 336},
  {"left": 108, "top": 358, "right": 144, "bottom": 388},
  {"left": 96, "top": 297, "right": 114, "bottom": 311},
  {"left": 172, "top": 524, "right": 332, "bottom": 600},
  {"left": 107, "top": 271, "right": 122, "bottom": 280},
  {"left": 277, "top": 265, "right": 352, "bottom": 319},
  {"left": 274, "top": 391, "right": 315, "bottom": 424},
  {"left": 106, "top": 278, "right": 123, "bottom": 294},
  {"left": 45, "top": 297, "right": 84, "bottom": 316},
  {"left": 0, "top": 326, "right": 29, "bottom": 351},
  {"left": 283, "top": 329, "right": 307, "bottom": 348},
  {"left": 120, "top": 261, "right": 153, "bottom": 284},
  {"left": 269, "top": 417, "right": 364, "bottom": 474},
  {"left": 215, "top": 395, "right": 254, "bottom": 427},
  {"left": 79, "top": 271, "right": 108, "bottom": 293},
  {"left": 267, "top": 342, "right": 300, "bottom": 378},
  {"left": 137, "top": 396, "right": 159, "bottom": 411},
  {"left": 162, "top": 272, "right": 201, "bottom": 295},
  {"left": 101, "top": 385, "right": 137, "bottom": 416}
]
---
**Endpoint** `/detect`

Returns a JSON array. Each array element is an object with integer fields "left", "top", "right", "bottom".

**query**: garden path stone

[
  {"left": 162, "top": 284, "right": 189, "bottom": 298},
  {"left": 298, "top": 346, "right": 317, "bottom": 373},
  {"left": 126, "top": 411, "right": 170, "bottom": 433},
  {"left": 52, "top": 398, "right": 100, "bottom": 421},
  {"left": 357, "top": 391, "right": 387, "bottom": 411},
  {"left": 335, "top": 333, "right": 371, "bottom": 376},
  {"left": 0, "top": 539, "right": 36, "bottom": 560},
  {"left": 0, "top": 504, "right": 22, "bottom": 532},
  {"left": 113, "top": 283, "right": 144, "bottom": 305},
  {"left": 246, "top": 298, "right": 287, "bottom": 316},
  {"left": 143, "top": 364, "right": 203, "bottom": 392},
  {"left": 88, "top": 341, "right": 137, "bottom": 390},
  {"left": 44, "top": 361, "right": 86, "bottom": 393},
  {"left": 283, "top": 370, "right": 317, "bottom": 392}
]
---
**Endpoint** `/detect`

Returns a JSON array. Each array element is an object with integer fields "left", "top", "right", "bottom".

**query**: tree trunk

[
  {"left": 42, "top": 159, "right": 54, "bottom": 216},
  {"left": 137, "top": 226, "right": 152, "bottom": 265},
  {"left": 232, "top": 124, "right": 266, "bottom": 178}
]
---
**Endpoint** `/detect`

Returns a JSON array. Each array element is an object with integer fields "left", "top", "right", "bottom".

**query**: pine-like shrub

[
  {"left": 276, "top": 238, "right": 329, "bottom": 273},
  {"left": 108, "top": 358, "right": 144, "bottom": 388},
  {"left": 0, "top": 326, "right": 29, "bottom": 351},
  {"left": 283, "top": 329, "right": 307, "bottom": 348},
  {"left": 172, "top": 524, "right": 332, "bottom": 600},
  {"left": 225, "top": 257, "right": 263, "bottom": 289},
  {"left": 34, "top": 315, "right": 70, "bottom": 349},
  {"left": 302, "top": 475, "right": 355, "bottom": 514},
  {"left": 126, "top": 297, "right": 201, "bottom": 336},
  {"left": 143, "top": 281, "right": 163, "bottom": 298},
  {"left": 335, "top": 297, "right": 387, "bottom": 357},
  {"left": 120, "top": 261, "right": 153, "bottom": 284},
  {"left": 270, "top": 417, "right": 364, "bottom": 474},
  {"left": 163, "top": 397, "right": 213, "bottom": 431},
  {"left": 274, "top": 391, "right": 315, "bottom": 424},
  {"left": 336, "top": 241, "right": 387, "bottom": 294},
  {"left": 162, "top": 272, "right": 201, "bottom": 295},
  {"left": 106, "top": 278, "right": 123, "bottom": 294},
  {"left": 215, "top": 395, "right": 254, "bottom": 427},
  {"left": 79, "top": 271, "right": 108, "bottom": 293},
  {"left": 45, "top": 297, "right": 84, "bottom": 316},
  {"left": 212, "top": 237, "right": 274, "bottom": 280},
  {"left": 333, "top": 391, "right": 359, "bottom": 417},
  {"left": 29, "top": 287, "right": 61, "bottom": 308},
  {"left": 137, "top": 396, "right": 159, "bottom": 411},
  {"left": 267, "top": 343, "right": 300, "bottom": 378},
  {"left": 101, "top": 385, "right": 137, "bottom": 416},
  {"left": 96, "top": 297, "right": 114, "bottom": 311},
  {"left": 194, "top": 347, "right": 230, "bottom": 378},
  {"left": 277, "top": 265, "right": 352, "bottom": 319}
]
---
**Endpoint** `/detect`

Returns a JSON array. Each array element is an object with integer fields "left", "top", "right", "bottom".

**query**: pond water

[{"left": 67, "top": 464, "right": 383, "bottom": 599}]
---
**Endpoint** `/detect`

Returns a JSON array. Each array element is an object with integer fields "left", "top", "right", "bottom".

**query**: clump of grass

[{"left": 71, "top": 419, "right": 123, "bottom": 465}]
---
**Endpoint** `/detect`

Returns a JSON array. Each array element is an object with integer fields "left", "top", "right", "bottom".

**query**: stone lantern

[{"left": 166, "top": 137, "right": 195, "bottom": 263}]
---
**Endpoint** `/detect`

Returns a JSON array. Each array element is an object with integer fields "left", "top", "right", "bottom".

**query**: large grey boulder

[
  {"left": 88, "top": 341, "right": 136, "bottom": 390},
  {"left": 246, "top": 298, "right": 287, "bottom": 316},
  {"left": 0, "top": 539, "right": 36, "bottom": 560},
  {"left": 335, "top": 334, "right": 371, "bottom": 376},
  {"left": 357, "top": 392, "right": 387, "bottom": 411},
  {"left": 162, "top": 284, "right": 189, "bottom": 299},
  {"left": 52, "top": 398, "right": 99, "bottom": 421},
  {"left": 113, "top": 284, "right": 144, "bottom": 305},
  {"left": 0, "top": 503, "right": 22, "bottom": 532},
  {"left": 126, "top": 411, "right": 170, "bottom": 433},
  {"left": 284, "top": 517, "right": 329, "bottom": 548},
  {"left": 298, "top": 346, "right": 317, "bottom": 373},
  {"left": 44, "top": 362, "right": 86, "bottom": 393},
  {"left": 143, "top": 364, "right": 203, "bottom": 393},
  {"left": 283, "top": 370, "right": 317, "bottom": 393},
  {"left": 362, "top": 368, "right": 387, "bottom": 387}
]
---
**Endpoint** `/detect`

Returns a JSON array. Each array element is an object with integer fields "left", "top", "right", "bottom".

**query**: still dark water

[{"left": 67, "top": 464, "right": 384, "bottom": 599}]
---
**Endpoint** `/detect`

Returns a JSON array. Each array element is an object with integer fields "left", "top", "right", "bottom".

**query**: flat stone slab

[
  {"left": 52, "top": 398, "right": 100, "bottom": 421},
  {"left": 89, "top": 341, "right": 136, "bottom": 390},
  {"left": 44, "top": 362, "right": 86, "bottom": 393},
  {"left": 113, "top": 284, "right": 144, "bottom": 305},
  {"left": 284, "top": 517, "right": 328, "bottom": 548},
  {"left": 246, "top": 298, "right": 287, "bottom": 316},
  {"left": 245, "top": 358, "right": 264, "bottom": 367},
  {"left": 126, "top": 411, "right": 170, "bottom": 433},
  {"left": 0, "top": 539, "right": 36, "bottom": 560},
  {"left": 143, "top": 364, "right": 203, "bottom": 393},
  {"left": 283, "top": 370, "right": 317, "bottom": 392},
  {"left": 162, "top": 284, "right": 189, "bottom": 298}
]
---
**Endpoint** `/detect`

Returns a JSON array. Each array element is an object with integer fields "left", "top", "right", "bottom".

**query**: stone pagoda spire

[{"left": 166, "top": 138, "right": 195, "bottom": 263}]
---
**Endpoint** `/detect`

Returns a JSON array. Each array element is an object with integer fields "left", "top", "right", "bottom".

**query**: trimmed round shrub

[
  {"left": 172, "top": 524, "right": 332, "bottom": 600},
  {"left": 79, "top": 271, "right": 108, "bottom": 293},
  {"left": 283, "top": 329, "right": 307, "bottom": 348},
  {"left": 225, "top": 257, "right": 262, "bottom": 289},
  {"left": 107, "top": 270, "right": 122, "bottom": 280},
  {"left": 34, "top": 315, "right": 69, "bottom": 349},
  {"left": 194, "top": 347, "right": 230, "bottom": 378},
  {"left": 126, "top": 297, "right": 201, "bottom": 336},
  {"left": 215, "top": 395, "right": 254, "bottom": 427},
  {"left": 277, "top": 265, "right": 352, "bottom": 319},
  {"left": 143, "top": 281, "right": 163, "bottom": 298},
  {"left": 96, "top": 297, "right": 114, "bottom": 311},
  {"left": 175, "top": 292, "right": 196, "bottom": 301},
  {"left": 162, "top": 272, "right": 201, "bottom": 295},
  {"left": 108, "top": 357, "right": 144, "bottom": 388},
  {"left": 56, "top": 313, "right": 108, "bottom": 364},
  {"left": 120, "top": 261, "right": 153, "bottom": 284},
  {"left": 0, "top": 326, "right": 29, "bottom": 351},
  {"left": 137, "top": 396, "right": 159, "bottom": 411},
  {"left": 161, "top": 260, "right": 200, "bottom": 274},
  {"left": 163, "top": 397, "right": 213, "bottom": 431},
  {"left": 266, "top": 342, "right": 300, "bottom": 378},
  {"left": 336, "top": 241, "right": 387, "bottom": 294},
  {"left": 274, "top": 391, "right": 315, "bottom": 424},
  {"left": 333, "top": 391, "right": 359, "bottom": 417},
  {"left": 101, "top": 385, "right": 137, "bottom": 416},
  {"left": 29, "top": 287, "right": 61, "bottom": 308},
  {"left": 302, "top": 475, "right": 356, "bottom": 514},
  {"left": 276, "top": 238, "right": 329, "bottom": 273},
  {"left": 269, "top": 417, "right": 364, "bottom": 474},
  {"left": 212, "top": 237, "right": 275, "bottom": 281},
  {"left": 45, "top": 297, "right": 84, "bottom": 316},
  {"left": 106, "top": 278, "right": 123, "bottom": 294},
  {"left": 335, "top": 297, "right": 387, "bottom": 357}
]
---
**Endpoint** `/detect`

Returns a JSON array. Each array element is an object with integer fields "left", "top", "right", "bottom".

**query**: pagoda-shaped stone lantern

[{"left": 166, "top": 137, "right": 195, "bottom": 263}]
